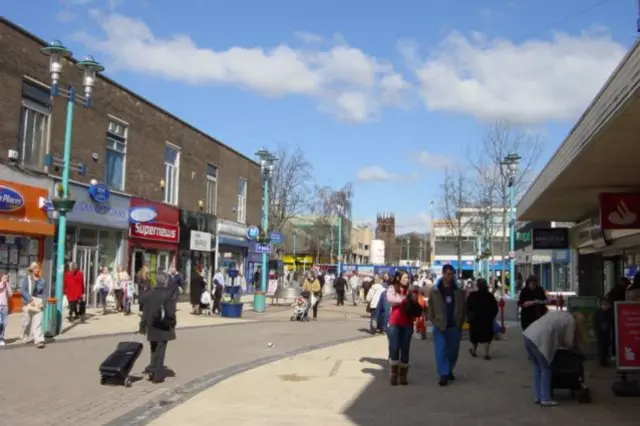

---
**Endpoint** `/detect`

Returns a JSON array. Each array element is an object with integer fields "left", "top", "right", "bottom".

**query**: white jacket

[
  {"left": 522, "top": 311, "right": 576, "bottom": 363},
  {"left": 366, "top": 283, "right": 384, "bottom": 310}
]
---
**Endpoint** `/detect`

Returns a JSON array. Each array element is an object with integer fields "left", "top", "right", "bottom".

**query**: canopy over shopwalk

[{"left": 517, "top": 40, "right": 640, "bottom": 224}]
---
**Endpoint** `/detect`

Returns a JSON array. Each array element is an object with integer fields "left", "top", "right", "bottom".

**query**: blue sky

[{"left": 3, "top": 0, "right": 636, "bottom": 232}]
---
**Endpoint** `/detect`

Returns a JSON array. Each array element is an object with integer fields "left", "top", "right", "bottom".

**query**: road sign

[
  {"left": 269, "top": 232, "right": 284, "bottom": 244},
  {"left": 253, "top": 243, "right": 271, "bottom": 254}
]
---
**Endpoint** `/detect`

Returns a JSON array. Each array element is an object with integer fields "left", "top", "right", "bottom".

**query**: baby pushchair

[
  {"left": 550, "top": 349, "right": 591, "bottom": 403},
  {"left": 290, "top": 293, "right": 310, "bottom": 321}
]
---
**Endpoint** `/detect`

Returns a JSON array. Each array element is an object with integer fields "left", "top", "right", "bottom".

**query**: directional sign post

[
  {"left": 269, "top": 232, "right": 284, "bottom": 244},
  {"left": 254, "top": 243, "right": 271, "bottom": 254}
]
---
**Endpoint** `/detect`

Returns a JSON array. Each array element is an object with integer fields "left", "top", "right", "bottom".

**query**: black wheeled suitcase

[
  {"left": 99, "top": 341, "right": 144, "bottom": 387},
  {"left": 551, "top": 349, "right": 591, "bottom": 403}
]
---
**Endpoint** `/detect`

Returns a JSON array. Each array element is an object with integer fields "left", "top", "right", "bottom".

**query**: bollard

[
  {"left": 498, "top": 298, "right": 506, "bottom": 333},
  {"left": 42, "top": 297, "right": 58, "bottom": 337},
  {"left": 557, "top": 294, "right": 564, "bottom": 311}
]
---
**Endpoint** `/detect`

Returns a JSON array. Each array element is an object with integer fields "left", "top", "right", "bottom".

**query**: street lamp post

[
  {"left": 253, "top": 148, "right": 277, "bottom": 313},
  {"left": 406, "top": 237, "right": 411, "bottom": 265},
  {"left": 40, "top": 40, "right": 104, "bottom": 333},
  {"left": 336, "top": 205, "right": 343, "bottom": 276},
  {"left": 501, "top": 152, "right": 521, "bottom": 299}
]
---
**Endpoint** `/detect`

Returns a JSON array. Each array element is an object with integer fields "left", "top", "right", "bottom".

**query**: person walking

[
  {"left": 0, "top": 273, "right": 13, "bottom": 346},
  {"left": 302, "top": 272, "right": 322, "bottom": 320},
  {"left": 386, "top": 270, "right": 420, "bottom": 385},
  {"left": 94, "top": 266, "right": 114, "bottom": 314},
  {"left": 63, "top": 262, "right": 85, "bottom": 320},
  {"left": 20, "top": 262, "right": 46, "bottom": 349},
  {"left": 139, "top": 272, "right": 177, "bottom": 384},
  {"left": 349, "top": 272, "right": 360, "bottom": 306},
  {"left": 467, "top": 278, "right": 499, "bottom": 360},
  {"left": 166, "top": 265, "right": 184, "bottom": 296},
  {"left": 428, "top": 264, "right": 466, "bottom": 386},
  {"left": 333, "top": 273, "right": 347, "bottom": 306},
  {"left": 518, "top": 275, "right": 547, "bottom": 331},
  {"left": 366, "top": 277, "right": 385, "bottom": 333}
]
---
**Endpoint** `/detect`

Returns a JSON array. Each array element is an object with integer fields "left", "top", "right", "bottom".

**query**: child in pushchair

[{"left": 290, "top": 293, "right": 310, "bottom": 321}]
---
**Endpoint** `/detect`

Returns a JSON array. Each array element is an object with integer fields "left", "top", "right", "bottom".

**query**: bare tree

[
  {"left": 307, "top": 183, "right": 354, "bottom": 263},
  {"left": 441, "top": 168, "right": 475, "bottom": 277},
  {"left": 467, "top": 120, "right": 544, "bottom": 286},
  {"left": 268, "top": 145, "right": 314, "bottom": 234}
]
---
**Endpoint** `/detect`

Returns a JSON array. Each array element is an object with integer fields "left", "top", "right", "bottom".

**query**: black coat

[
  {"left": 333, "top": 277, "right": 347, "bottom": 291},
  {"left": 518, "top": 286, "right": 547, "bottom": 330},
  {"left": 139, "top": 286, "right": 177, "bottom": 342},
  {"left": 189, "top": 274, "right": 206, "bottom": 306},
  {"left": 467, "top": 290, "right": 499, "bottom": 344}
]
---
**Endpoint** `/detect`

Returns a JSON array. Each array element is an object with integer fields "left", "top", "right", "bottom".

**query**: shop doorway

[
  {"left": 130, "top": 249, "right": 172, "bottom": 286},
  {"left": 76, "top": 246, "right": 99, "bottom": 307}
]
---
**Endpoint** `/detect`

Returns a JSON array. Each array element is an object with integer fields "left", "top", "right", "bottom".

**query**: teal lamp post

[
  {"left": 253, "top": 148, "right": 277, "bottom": 313},
  {"left": 40, "top": 41, "right": 104, "bottom": 333},
  {"left": 336, "top": 204, "right": 344, "bottom": 276},
  {"left": 501, "top": 152, "right": 521, "bottom": 299}
]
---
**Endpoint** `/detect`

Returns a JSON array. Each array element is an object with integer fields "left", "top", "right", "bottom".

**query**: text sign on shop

[
  {"left": 190, "top": 230, "right": 212, "bottom": 252},
  {"left": 129, "top": 222, "right": 179, "bottom": 243},
  {"left": 615, "top": 302, "right": 640, "bottom": 371},
  {"left": 253, "top": 243, "right": 271, "bottom": 254}
]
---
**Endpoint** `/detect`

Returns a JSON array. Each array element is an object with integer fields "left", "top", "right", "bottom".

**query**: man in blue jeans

[{"left": 427, "top": 265, "right": 466, "bottom": 386}]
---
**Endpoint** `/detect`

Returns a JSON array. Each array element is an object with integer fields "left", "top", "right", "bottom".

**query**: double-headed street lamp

[
  {"left": 501, "top": 152, "right": 521, "bottom": 299},
  {"left": 253, "top": 148, "right": 277, "bottom": 313},
  {"left": 336, "top": 204, "right": 345, "bottom": 276},
  {"left": 40, "top": 40, "right": 104, "bottom": 333}
]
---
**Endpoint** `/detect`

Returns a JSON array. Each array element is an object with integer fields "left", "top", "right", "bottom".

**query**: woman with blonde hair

[
  {"left": 19, "top": 262, "right": 46, "bottom": 348},
  {"left": 136, "top": 265, "right": 152, "bottom": 313},
  {"left": 522, "top": 310, "right": 585, "bottom": 406}
]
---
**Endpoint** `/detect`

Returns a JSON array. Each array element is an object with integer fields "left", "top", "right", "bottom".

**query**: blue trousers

[
  {"left": 433, "top": 327, "right": 462, "bottom": 378},
  {"left": 523, "top": 337, "right": 552, "bottom": 402},
  {"left": 387, "top": 325, "right": 413, "bottom": 364}
]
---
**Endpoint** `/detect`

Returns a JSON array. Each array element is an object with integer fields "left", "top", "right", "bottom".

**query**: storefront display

[
  {"left": 0, "top": 177, "right": 55, "bottom": 312},
  {"left": 129, "top": 198, "right": 180, "bottom": 285},
  {"left": 215, "top": 219, "right": 250, "bottom": 277},
  {"left": 615, "top": 301, "right": 640, "bottom": 371},
  {"left": 179, "top": 210, "right": 216, "bottom": 293},
  {"left": 54, "top": 180, "right": 130, "bottom": 307}
]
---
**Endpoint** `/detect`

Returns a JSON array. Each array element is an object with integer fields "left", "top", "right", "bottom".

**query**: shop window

[
  {"left": 20, "top": 80, "right": 51, "bottom": 170},
  {"left": 164, "top": 143, "right": 180, "bottom": 205},
  {"left": 0, "top": 236, "right": 40, "bottom": 292},
  {"left": 206, "top": 163, "right": 218, "bottom": 214},
  {"left": 237, "top": 177, "right": 247, "bottom": 223},
  {"left": 105, "top": 117, "right": 127, "bottom": 190}
]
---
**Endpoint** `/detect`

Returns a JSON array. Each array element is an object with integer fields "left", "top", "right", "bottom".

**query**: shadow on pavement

[{"left": 342, "top": 330, "right": 640, "bottom": 426}]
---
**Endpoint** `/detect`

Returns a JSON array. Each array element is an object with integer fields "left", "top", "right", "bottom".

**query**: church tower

[{"left": 376, "top": 213, "right": 396, "bottom": 265}]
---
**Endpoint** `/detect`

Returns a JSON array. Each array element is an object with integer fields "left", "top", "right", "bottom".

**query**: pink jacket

[{"left": 0, "top": 280, "right": 13, "bottom": 306}]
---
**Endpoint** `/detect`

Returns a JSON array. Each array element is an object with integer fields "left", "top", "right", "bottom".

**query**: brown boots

[
  {"left": 389, "top": 363, "right": 409, "bottom": 386},
  {"left": 389, "top": 363, "right": 399, "bottom": 385},
  {"left": 398, "top": 365, "right": 409, "bottom": 385}
]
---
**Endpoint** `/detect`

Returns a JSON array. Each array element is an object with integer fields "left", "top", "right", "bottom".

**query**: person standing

[
  {"left": 136, "top": 265, "right": 152, "bottom": 314},
  {"left": 20, "top": 262, "right": 46, "bottom": 349},
  {"left": 64, "top": 262, "right": 85, "bottom": 320},
  {"left": 366, "top": 277, "right": 385, "bottom": 332},
  {"left": 0, "top": 273, "right": 13, "bottom": 346},
  {"left": 467, "top": 278, "right": 499, "bottom": 360},
  {"left": 518, "top": 276, "right": 547, "bottom": 331},
  {"left": 333, "top": 273, "right": 347, "bottom": 306},
  {"left": 428, "top": 264, "right": 466, "bottom": 386},
  {"left": 139, "top": 272, "right": 177, "bottom": 384},
  {"left": 94, "top": 266, "right": 114, "bottom": 314},
  {"left": 166, "top": 265, "right": 184, "bottom": 296}
]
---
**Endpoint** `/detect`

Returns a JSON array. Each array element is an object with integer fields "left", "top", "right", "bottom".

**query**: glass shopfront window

[{"left": 0, "top": 235, "right": 41, "bottom": 291}]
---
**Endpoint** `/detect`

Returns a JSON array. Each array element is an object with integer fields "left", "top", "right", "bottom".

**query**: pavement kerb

[{"left": 105, "top": 334, "right": 375, "bottom": 426}]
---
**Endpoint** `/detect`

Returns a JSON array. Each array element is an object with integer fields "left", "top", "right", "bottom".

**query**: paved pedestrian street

[
  {"left": 0, "top": 309, "right": 368, "bottom": 426},
  {"left": 150, "top": 331, "right": 640, "bottom": 426}
]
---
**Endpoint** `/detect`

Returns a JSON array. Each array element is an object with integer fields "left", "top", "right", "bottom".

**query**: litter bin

[{"left": 42, "top": 298, "right": 58, "bottom": 337}]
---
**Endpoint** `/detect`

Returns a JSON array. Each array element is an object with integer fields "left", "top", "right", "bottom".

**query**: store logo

[
  {"left": 0, "top": 186, "right": 25, "bottom": 212},
  {"left": 88, "top": 182, "right": 110, "bottom": 204},
  {"left": 608, "top": 199, "right": 637, "bottom": 226},
  {"left": 246, "top": 225, "right": 259, "bottom": 240},
  {"left": 129, "top": 206, "right": 157, "bottom": 223},
  {"left": 130, "top": 222, "right": 179, "bottom": 243}
]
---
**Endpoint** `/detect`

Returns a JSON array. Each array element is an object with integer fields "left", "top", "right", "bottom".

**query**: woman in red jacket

[
  {"left": 64, "top": 262, "right": 85, "bottom": 321},
  {"left": 386, "top": 270, "right": 417, "bottom": 386}
]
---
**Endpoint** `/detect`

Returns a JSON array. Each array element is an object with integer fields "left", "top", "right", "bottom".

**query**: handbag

[{"left": 26, "top": 277, "right": 43, "bottom": 314}]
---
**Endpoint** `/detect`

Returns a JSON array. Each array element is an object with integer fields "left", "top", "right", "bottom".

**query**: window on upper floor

[
  {"left": 237, "top": 177, "right": 247, "bottom": 223},
  {"left": 205, "top": 164, "right": 217, "bottom": 214},
  {"left": 164, "top": 143, "right": 180, "bottom": 205},
  {"left": 105, "top": 118, "right": 127, "bottom": 190},
  {"left": 20, "top": 80, "right": 51, "bottom": 170}
]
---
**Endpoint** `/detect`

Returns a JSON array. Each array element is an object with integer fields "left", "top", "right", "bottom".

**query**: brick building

[{"left": 0, "top": 18, "right": 262, "bottom": 300}]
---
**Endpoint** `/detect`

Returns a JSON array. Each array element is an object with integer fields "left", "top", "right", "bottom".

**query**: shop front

[
  {"left": 128, "top": 198, "right": 180, "bottom": 285},
  {"left": 215, "top": 219, "right": 250, "bottom": 277},
  {"left": 55, "top": 180, "right": 130, "bottom": 306},
  {"left": 179, "top": 210, "right": 216, "bottom": 292},
  {"left": 0, "top": 173, "right": 55, "bottom": 312}
]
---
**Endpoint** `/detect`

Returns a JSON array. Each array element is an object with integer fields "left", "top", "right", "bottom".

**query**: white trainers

[{"left": 0, "top": 340, "right": 5, "bottom": 346}]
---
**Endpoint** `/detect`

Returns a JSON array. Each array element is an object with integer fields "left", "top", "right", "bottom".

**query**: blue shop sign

[
  {"left": 62, "top": 182, "right": 130, "bottom": 229},
  {"left": 88, "top": 182, "right": 110, "bottom": 203},
  {"left": 0, "top": 185, "right": 25, "bottom": 212},
  {"left": 253, "top": 243, "right": 271, "bottom": 254},
  {"left": 246, "top": 226, "right": 259, "bottom": 240}
]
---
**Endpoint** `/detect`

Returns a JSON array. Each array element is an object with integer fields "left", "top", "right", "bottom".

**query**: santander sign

[{"left": 129, "top": 222, "right": 179, "bottom": 243}]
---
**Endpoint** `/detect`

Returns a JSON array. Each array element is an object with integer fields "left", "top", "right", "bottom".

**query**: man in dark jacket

[{"left": 139, "top": 272, "right": 177, "bottom": 383}]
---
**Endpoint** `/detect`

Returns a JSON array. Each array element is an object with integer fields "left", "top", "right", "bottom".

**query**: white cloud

[
  {"left": 294, "top": 32, "right": 323, "bottom": 44},
  {"left": 396, "top": 212, "right": 432, "bottom": 233},
  {"left": 409, "top": 29, "right": 626, "bottom": 123},
  {"left": 74, "top": 12, "right": 409, "bottom": 122},
  {"left": 413, "top": 151, "right": 452, "bottom": 170},
  {"left": 356, "top": 166, "right": 397, "bottom": 182}
]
